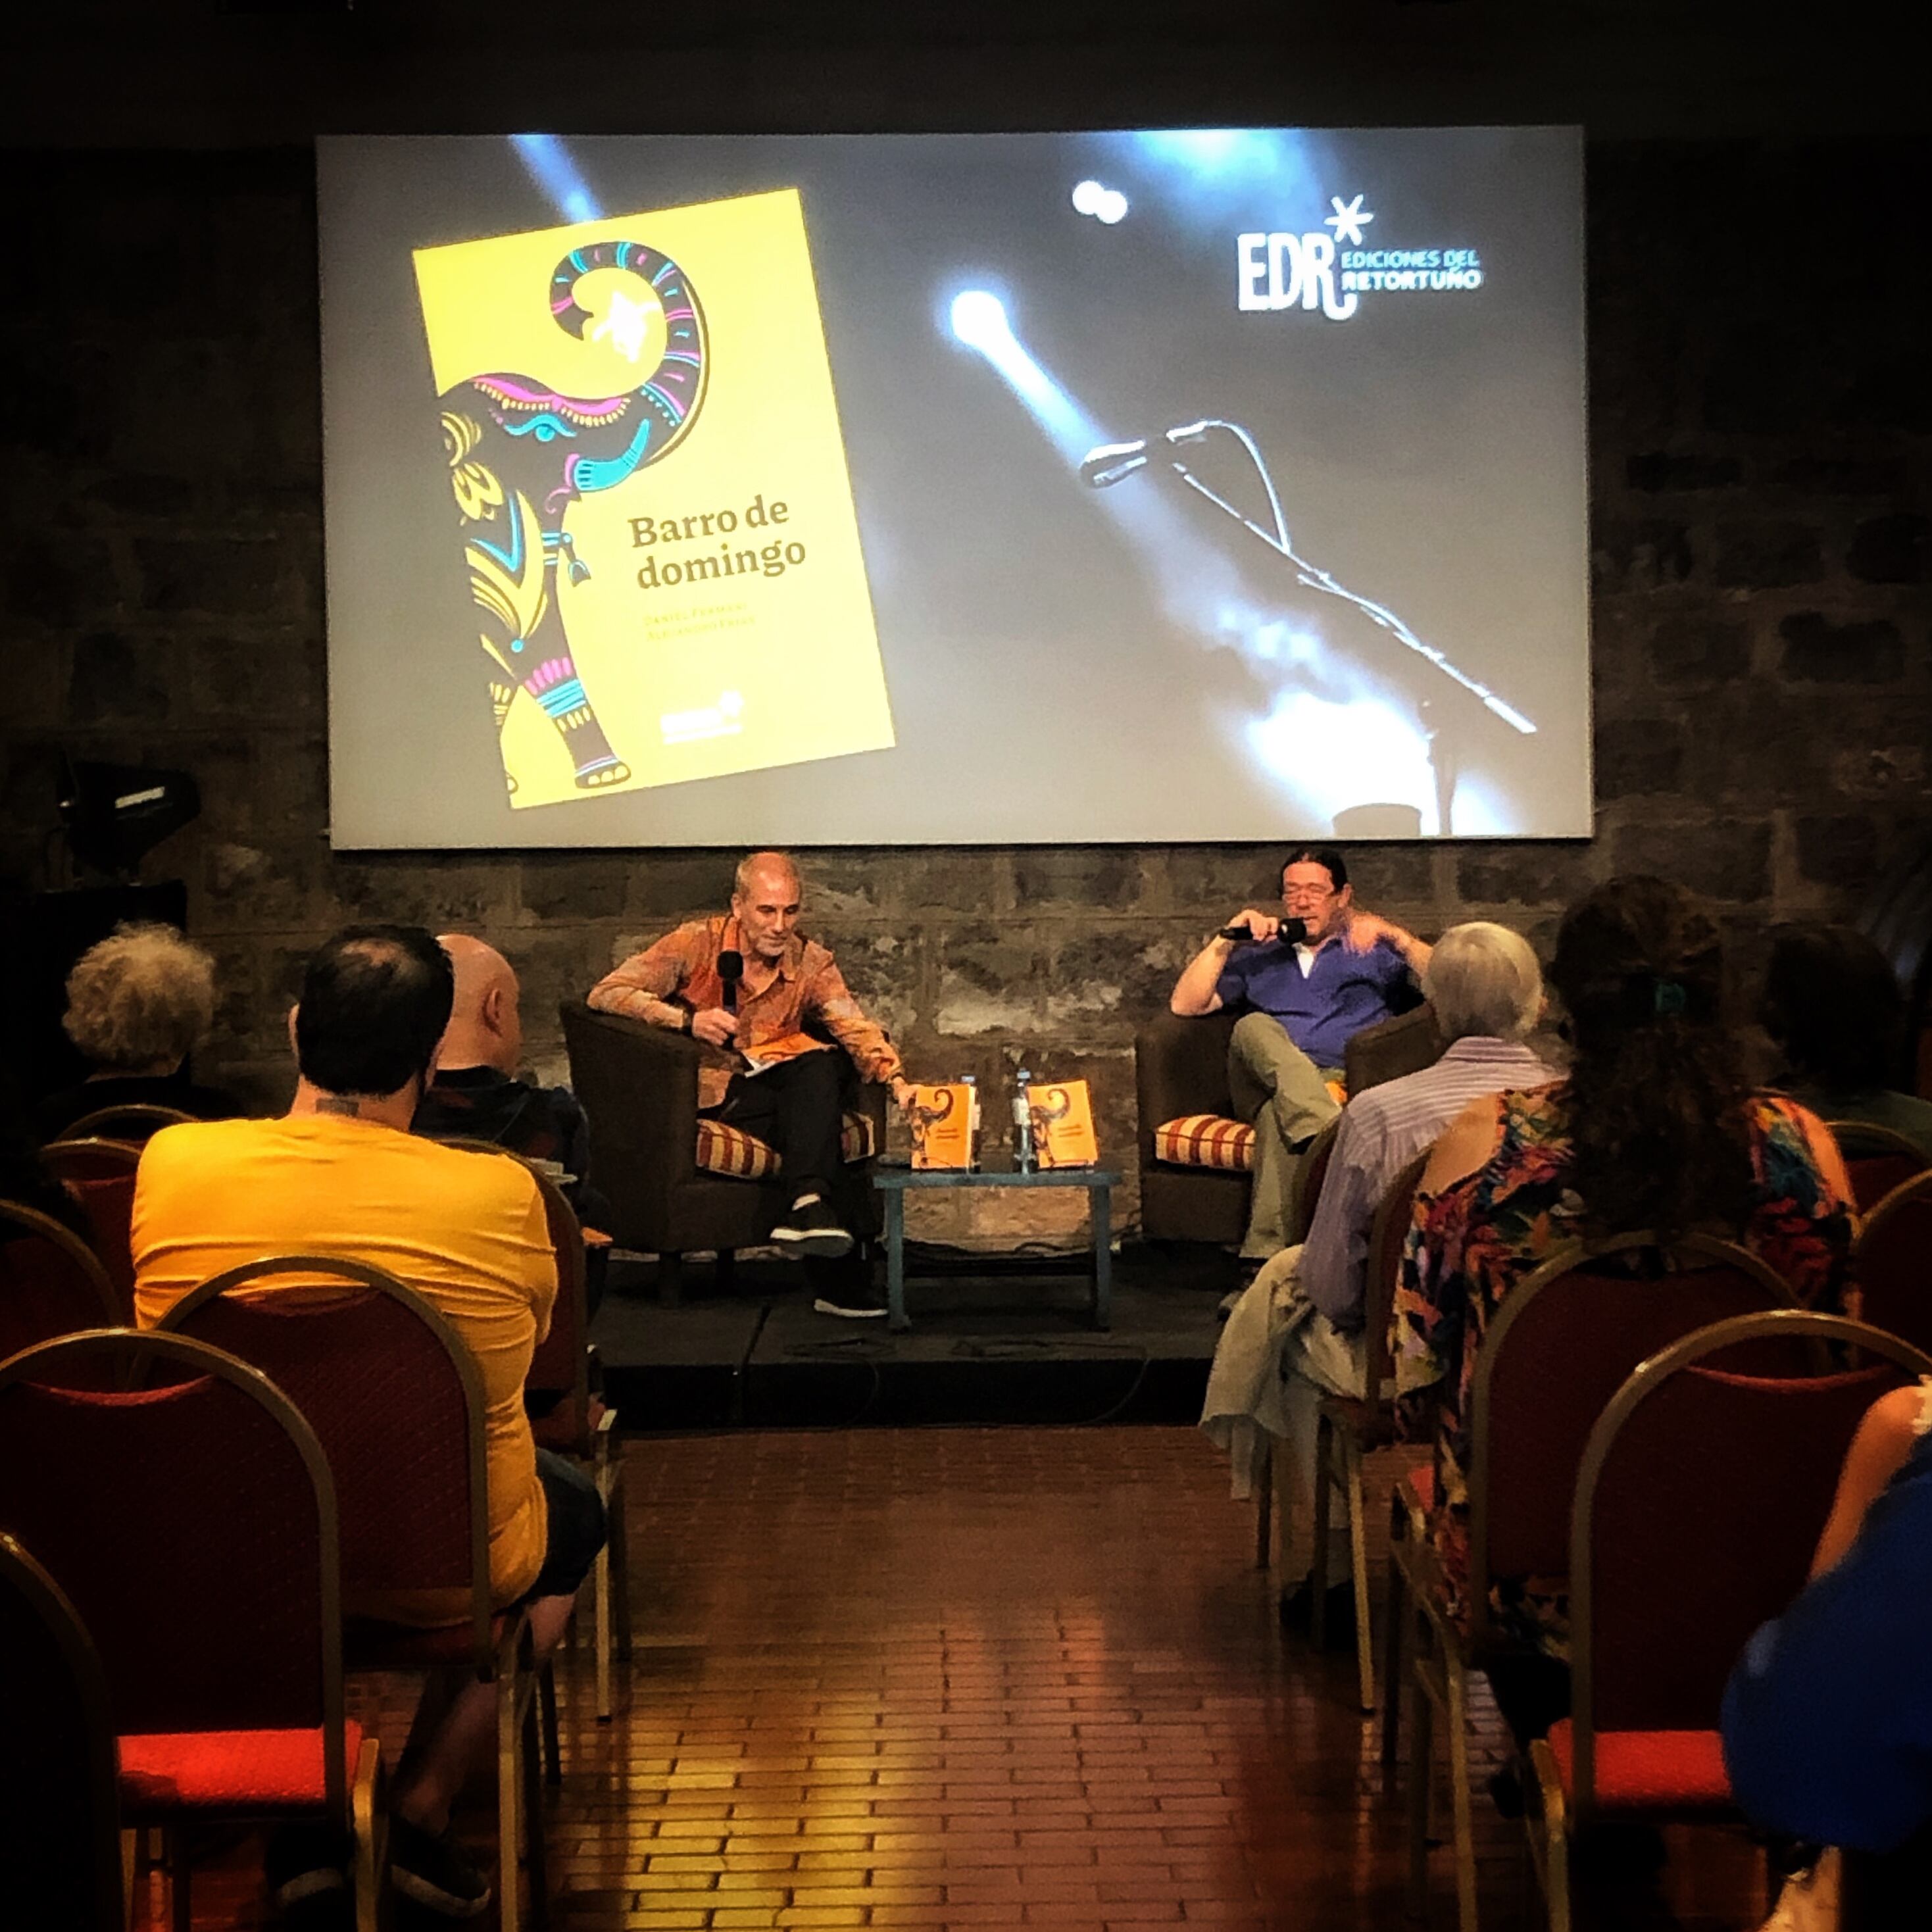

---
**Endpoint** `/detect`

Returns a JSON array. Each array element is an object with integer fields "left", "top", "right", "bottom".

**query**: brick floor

[{"left": 135, "top": 1427, "right": 1769, "bottom": 1931}]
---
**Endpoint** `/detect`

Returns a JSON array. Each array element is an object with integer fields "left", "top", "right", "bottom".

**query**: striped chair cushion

[
  {"left": 1152, "top": 1114, "right": 1256, "bottom": 1172},
  {"left": 695, "top": 1110, "right": 879, "bottom": 1181}
]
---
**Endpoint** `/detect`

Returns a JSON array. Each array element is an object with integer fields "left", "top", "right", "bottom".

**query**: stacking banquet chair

[
  {"left": 158, "top": 1256, "right": 550, "bottom": 1932},
  {"left": 442, "top": 1139, "right": 633, "bottom": 1726},
  {"left": 1528, "top": 1311, "right": 1932, "bottom": 1932},
  {"left": 58, "top": 1101, "right": 197, "bottom": 1143},
  {"left": 1388, "top": 1231, "right": 1795, "bottom": 1932},
  {"left": 39, "top": 1137, "right": 141, "bottom": 1314},
  {"left": 0, "top": 1529, "right": 124, "bottom": 1931},
  {"left": 0, "top": 1199, "right": 121, "bottom": 1356},
  {"left": 1825, "top": 1120, "right": 1930, "bottom": 1215},
  {"left": 0, "top": 1329, "right": 382, "bottom": 1932},
  {"left": 1848, "top": 1170, "right": 1932, "bottom": 1353},
  {"left": 1305, "top": 1147, "right": 1433, "bottom": 1712},
  {"left": 39, "top": 1133, "right": 145, "bottom": 1183}
]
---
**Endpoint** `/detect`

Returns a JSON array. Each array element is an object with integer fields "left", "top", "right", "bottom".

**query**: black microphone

[
  {"left": 716, "top": 949, "right": 744, "bottom": 1014},
  {"left": 1216, "top": 918, "right": 1309, "bottom": 947}
]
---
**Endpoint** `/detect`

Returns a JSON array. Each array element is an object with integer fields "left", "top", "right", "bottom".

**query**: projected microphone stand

[{"left": 1091, "top": 418, "right": 1537, "bottom": 837}]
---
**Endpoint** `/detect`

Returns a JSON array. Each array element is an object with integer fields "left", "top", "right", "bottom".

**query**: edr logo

[{"left": 1235, "top": 231, "right": 1358, "bottom": 322}]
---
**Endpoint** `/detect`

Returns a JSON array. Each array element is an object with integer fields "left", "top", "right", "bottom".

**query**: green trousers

[{"left": 1227, "top": 1010, "right": 1343, "bottom": 1259}]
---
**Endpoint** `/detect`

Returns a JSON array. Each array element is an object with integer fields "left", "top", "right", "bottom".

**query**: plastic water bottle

[
  {"left": 960, "top": 1074, "right": 980, "bottom": 1170},
  {"left": 1012, "top": 1069, "right": 1035, "bottom": 1173}
]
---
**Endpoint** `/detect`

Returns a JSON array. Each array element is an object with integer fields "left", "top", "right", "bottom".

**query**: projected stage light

[
  {"left": 1070, "top": 180, "right": 1129, "bottom": 224},
  {"left": 947, "top": 291, "right": 1099, "bottom": 462},
  {"left": 510, "top": 134, "right": 601, "bottom": 222},
  {"left": 948, "top": 289, "right": 1010, "bottom": 350}
]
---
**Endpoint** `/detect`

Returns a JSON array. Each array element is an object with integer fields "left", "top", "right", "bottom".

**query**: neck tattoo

[{"left": 314, "top": 1094, "right": 362, "bottom": 1118}]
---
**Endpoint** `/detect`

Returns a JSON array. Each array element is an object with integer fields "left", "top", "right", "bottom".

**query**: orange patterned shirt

[{"left": 588, "top": 914, "right": 903, "bottom": 1111}]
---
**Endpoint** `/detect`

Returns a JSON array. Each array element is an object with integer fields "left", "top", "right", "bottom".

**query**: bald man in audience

[
  {"left": 415, "top": 933, "right": 613, "bottom": 1244},
  {"left": 1199, "top": 921, "right": 1559, "bottom": 1641}
]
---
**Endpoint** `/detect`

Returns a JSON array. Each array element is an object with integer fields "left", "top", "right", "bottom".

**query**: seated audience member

[
  {"left": 414, "top": 932, "right": 616, "bottom": 1240},
  {"left": 38, "top": 921, "right": 237, "bottom": 1137},
  {"left": 1199, "top": 922, "right": 1559, "bottom": 1639},
  {"left": 133, "top": 925, "right": 605, "bottom": 1923},
  {"left": 1168, "top": 845, "right": 1433, "bottom": 1262},
  {"left": 1723, "top": 1381, "right": 1932, "bottom": 1927},
  {"left": 1760, "top": 920, "right": 1932, "bottom": 1160},
  {"left": 1391, "top": 876, "right": 1853, "bottom": 1737},
  {"left": 588, "top": 849, "right": 914, "bottom": 1318}
]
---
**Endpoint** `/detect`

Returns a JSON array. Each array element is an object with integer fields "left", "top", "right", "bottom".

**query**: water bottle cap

[{"left": 1018, "top": 1069, "right": 1032, "bottom": 1081}]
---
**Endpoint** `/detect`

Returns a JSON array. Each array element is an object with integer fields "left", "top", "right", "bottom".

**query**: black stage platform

[{"left": 589, "top": 1244, "right": 1238, "bottom": 1430}]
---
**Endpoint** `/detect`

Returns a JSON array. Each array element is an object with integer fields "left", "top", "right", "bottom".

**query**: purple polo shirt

[{"left": 1215, "top": 935, "right": 1412, "bottom": 1068}]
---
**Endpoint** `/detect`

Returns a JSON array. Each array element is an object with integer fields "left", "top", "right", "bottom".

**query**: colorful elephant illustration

[{"left": 437, "top": 240, "right": 708, "bottom": 795}]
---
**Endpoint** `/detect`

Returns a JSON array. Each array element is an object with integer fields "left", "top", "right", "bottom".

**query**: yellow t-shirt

[{"left": 132, "top": 1114, "right": 557, "bottom": 1622}]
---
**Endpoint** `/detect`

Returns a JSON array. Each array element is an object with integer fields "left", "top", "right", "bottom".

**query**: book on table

[{"left": 1029, "top": 1080, "right": 1099, "bottom": 1169}]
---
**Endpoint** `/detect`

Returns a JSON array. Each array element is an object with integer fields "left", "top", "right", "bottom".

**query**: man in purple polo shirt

[{"left": 1170, "top": 845, "right": 1433, "bottom": 1260}]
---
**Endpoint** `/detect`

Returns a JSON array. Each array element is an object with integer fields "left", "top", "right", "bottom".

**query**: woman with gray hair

[{"left": 37, "top": 924, "right": 239, "bottom": 1138}]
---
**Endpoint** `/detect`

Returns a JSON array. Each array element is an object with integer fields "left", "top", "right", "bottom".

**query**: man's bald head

[
  {"left": 435, "top": 933, "right": 524, "bottom": 1074},
  {"left": 731, "top": 851, "right": 805, "bottom": 962}
]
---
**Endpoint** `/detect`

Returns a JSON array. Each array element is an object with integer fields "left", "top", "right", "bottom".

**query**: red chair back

[
  {"left": 0, "top": 1329, "right": 345, "bottom": 1815},
  {"left": 1286, "top": 1115, "right": 1341, "bottom": 1247},
  {"left": 37, "top": 1137, "right": 142, "bottom": 1183},
  {"left": 64, "top": 1173, "right": 136, "bottom": 1316},
  {"left": 1569, "top": 1311, "right": 1932, "bottom": 1816},
  {"left": 0, "top": 1201, "right": 121, "bottom": 1360},
  {"left": 1825, "top": 1121, "right": 1931, "bottom": 1214},
  {"left": 58, "top": 1104, "right": 197, "bottom": 1144},
  {"left": 0, "top": 1531, "right": 123, "bottom": 1931},
  {"left": 1362, "top": 1151, "right": 1430, "bottom": 1397},
  {"left": 1469, "top": 1232, "right": 1795, "bottom": 1645},
  {"left": 1851, "top": 1172, "right": 1932, "bottom": 1352},
  {"left": 157, "top": 1255, "right": 493, "bottom": 1666}
]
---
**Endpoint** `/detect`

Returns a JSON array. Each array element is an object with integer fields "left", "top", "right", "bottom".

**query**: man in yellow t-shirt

[{"left": 133, "top": 925, "right": 603, "bottom": 1924}]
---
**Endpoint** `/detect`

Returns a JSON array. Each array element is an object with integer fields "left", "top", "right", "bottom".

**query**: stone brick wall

[{"left": 3, "top": 143, "right": 1927, "bottom": 1241}]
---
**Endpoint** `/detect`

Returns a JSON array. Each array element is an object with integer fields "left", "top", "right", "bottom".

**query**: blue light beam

[
  {"left": 948, "top": 291, "right": 1097, "bottom": 462},
  {"left": 511, "top": 134, "right": 601, "bottom": 224}
]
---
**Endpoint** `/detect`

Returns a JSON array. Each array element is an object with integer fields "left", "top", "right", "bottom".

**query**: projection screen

[{"left": 318, "top": 129, "right": 1588, "bottom": 847}]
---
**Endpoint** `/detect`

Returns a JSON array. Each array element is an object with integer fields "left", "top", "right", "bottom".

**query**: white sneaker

[{"left": 770, "top": 1193, "right": 855, "bottom": 1260}]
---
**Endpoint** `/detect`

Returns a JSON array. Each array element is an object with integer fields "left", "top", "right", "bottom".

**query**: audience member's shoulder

[{"left": 418, "top": 1133, "right": 543, "bottom": 1207}]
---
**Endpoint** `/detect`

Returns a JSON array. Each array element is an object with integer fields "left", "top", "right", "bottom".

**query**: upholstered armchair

[
  {"left": 1134, "top": 1003, "right": 1445, "bottom": 1245},
  {"left": 558, "top": 1000, "right": 886, "bottom": 1304}
]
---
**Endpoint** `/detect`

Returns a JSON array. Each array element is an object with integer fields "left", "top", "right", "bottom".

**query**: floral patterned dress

[{"left": 1390, "top": 1085, "right": 1855, "bottom": 1654}]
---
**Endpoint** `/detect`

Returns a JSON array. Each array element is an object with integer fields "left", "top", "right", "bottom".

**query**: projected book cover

[{"left": 412, "top": 189, "right": 893, "bottom": 806}]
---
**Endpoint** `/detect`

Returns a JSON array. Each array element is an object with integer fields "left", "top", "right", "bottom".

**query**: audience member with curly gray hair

[{"left": 37, "top": 923, "right": 239, "bottom": 1138}]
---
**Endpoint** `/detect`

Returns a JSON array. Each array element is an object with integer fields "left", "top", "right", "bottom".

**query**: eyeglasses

[{"left": 1281, "top": 884, "right": 1337, "bottom": 904}]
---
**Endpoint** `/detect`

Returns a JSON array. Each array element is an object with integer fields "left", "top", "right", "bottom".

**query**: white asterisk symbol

[{"left": 1325, "top": 194, "right": 1373, "bottom": 247}]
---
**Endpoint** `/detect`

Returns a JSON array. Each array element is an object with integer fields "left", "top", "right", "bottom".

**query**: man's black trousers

[{"left": 713, "top": 1047, "right": 844, "bottom": 1201}]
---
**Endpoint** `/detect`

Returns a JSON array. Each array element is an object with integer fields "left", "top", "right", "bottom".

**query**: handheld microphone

[
  {"left": 1216, "top": 918, "right": 1309, "bottom": 947},
  {"left": 716, "top": 949, "right": 744, "bottom": 1014}
]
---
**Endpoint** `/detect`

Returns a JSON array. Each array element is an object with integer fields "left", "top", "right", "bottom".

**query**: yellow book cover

[
  {"left": 1030, "top": 1080, "right": 1099, "bottom": 1169},
  {"left": 907, "top": 1083, "right": 975, "bottom": 1171},
  {"left": 413, "top": 189, "right": 894, "bottom": 806}
]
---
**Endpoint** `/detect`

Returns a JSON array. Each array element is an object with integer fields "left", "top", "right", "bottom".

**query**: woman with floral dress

[{"left": 1391, "top": 875, "right": 1854, "bottom": 1741}]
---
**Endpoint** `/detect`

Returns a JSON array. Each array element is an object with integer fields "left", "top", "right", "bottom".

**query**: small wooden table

[{"left": 872, "top": 1164, "right": 1121, "bottom": 1333}]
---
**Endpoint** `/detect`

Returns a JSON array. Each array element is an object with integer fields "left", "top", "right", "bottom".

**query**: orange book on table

[
  {"left": 907, "top": 1083, "right": 974, "bottom": 1170},
  {"left": 1030, "top": 1080, "right": 1099, "bottom": 1169}
]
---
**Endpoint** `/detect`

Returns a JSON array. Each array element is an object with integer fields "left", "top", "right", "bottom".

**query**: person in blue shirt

[
  {"left": 1169, "top": 845, "right": 1433, "bottom": 1259},
  {"left": 1722, "top": 1381, "right": 1932, "bottom": 1921}
]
